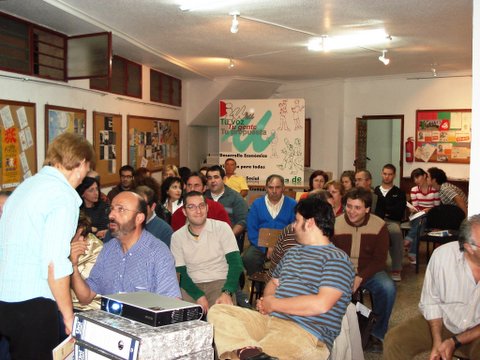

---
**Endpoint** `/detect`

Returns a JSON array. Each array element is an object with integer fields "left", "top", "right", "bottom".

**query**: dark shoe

[
  {"left": 366, "top": 335, "right": 383, "bottom": 353},
  {"left": 245, "top": 353, "right": 279, "bottom": 360}
]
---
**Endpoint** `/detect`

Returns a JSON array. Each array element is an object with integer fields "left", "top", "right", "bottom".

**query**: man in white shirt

[{"left": 384, "top": 214, "right": 480, "bottom": 360}]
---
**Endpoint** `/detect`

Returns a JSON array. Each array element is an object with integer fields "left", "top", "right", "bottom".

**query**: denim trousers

[
  {"left": 385, "top": 220, "right": 403, "bottom": 272},
  {"left": 404, "top": 217, "right": 426, "bottom": 256},
  {"left": 362, "top": 270, "right": 397, "bottom": 340}
]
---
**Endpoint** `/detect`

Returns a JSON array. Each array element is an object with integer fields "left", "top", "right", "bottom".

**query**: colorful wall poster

[{"left": 219, "top": 99, "right": 305, "bottom": 186}]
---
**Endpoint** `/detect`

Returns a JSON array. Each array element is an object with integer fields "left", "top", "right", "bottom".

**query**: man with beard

[{"left": 70, "top": 191, "right": 180, "bottom": 304}]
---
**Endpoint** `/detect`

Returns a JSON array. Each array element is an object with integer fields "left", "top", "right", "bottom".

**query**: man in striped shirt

[
  {"left": 384, "top": 215, "right": 480, "bottom": 359},
  {"left": 427, "top": 167, "right": 468, "bottom": 216},
  {"left": 208, "top": 197, "right": 354, "bottom": 360}
]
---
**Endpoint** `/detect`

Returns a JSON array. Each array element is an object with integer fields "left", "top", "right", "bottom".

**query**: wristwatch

[
  {"left": 222, "top": 290, "right": 233, "bottom": 297},
  {"left": 452, "top": 335, "right": 462, "bottom": 349}
]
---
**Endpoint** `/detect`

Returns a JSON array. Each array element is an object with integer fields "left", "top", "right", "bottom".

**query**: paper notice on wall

[
  {"left": 140, "top": 157, "right": 148, "bottom": 168},
  {"left": 19, "top": 129, "right": 28, "bottom": 151},
  {"left": 16, "top": 107, "right": 29, "bottom": 129},
  {"left": 415, "top": 143, "right": 436, "bottom": 162},
  {"left": 23, "top": 170, "right": 32, "bottom": 179},
  {"left": 19, "top": 151, "right": 29, "bottom": 174},
  {"left": 24, "top": 127, "right": 34, "bottom": 148},
  {"left": 0, "top": 106, "right": 15, "bottom": 129},
  {"left": 451, "top": 147, "right": 470, "bottom": 159},
  {"left": 2, "top": 127, "right": 21, "bottom": 186}
]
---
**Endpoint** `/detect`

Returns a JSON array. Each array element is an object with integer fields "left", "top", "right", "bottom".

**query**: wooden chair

[
  {"left": 415, "top": 205, "right": 465, "bottom": 273},
  {"left": 247, "top": 228, "right": 282, "bottom": 304}
]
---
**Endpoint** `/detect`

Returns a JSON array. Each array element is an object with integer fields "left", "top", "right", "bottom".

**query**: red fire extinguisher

[{"left": 405, "top": 137, "right": 414, "bottom": 162}]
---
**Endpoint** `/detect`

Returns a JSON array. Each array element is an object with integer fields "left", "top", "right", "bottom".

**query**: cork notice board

[
  {"left": 0, "top": 100, "right": 37, "bottom": 190},
  {"left": 127, "top": 115, "right": 179, "bottom": 172},
  {"left": 93, "top": 112, "right": 122, "bottom": 187},
  {"left": 415, "top": 109, "right": 471, "bottom": 164}
]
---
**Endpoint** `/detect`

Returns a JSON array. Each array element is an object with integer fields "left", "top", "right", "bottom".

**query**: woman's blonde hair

[{"left": 44, "top": 133, "right": 95, "bottom": 170}]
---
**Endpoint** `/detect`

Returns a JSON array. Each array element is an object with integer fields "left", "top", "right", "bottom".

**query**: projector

[{"left": 101, "top": 292, "right": 203, "bottom": 327}]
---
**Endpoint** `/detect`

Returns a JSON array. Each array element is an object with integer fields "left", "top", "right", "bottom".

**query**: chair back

[
  {"left": 258, "top": 228, "right": 282, "bottom": 248},
  {"left": 426, "top": 205, "right": 465, "bottom": 230}
]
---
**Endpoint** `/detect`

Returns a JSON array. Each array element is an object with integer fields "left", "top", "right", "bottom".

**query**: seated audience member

[
  {"left": 0, "top": 190, "right": 12, "bottom": 218},
  {"left": 427, "top": 167, "right": 468, "bottom": 216},
  {"left": 86, "top": 170, "right": 109, "bottom": 203},
  {"left": 70, "top": 191, "right": 180, "bottom": 305},
  {"left": 158, "top": 176, "right": 184, "bottom": 224},
  {"left": 163, "top": 164, "right": 180, "bottom": 179},
  {"left": 384, "top": 215, "right": 480, "bottom": 360},
  {"left": 404, "top": 168, "right": 440, "bottom": 264},
  {"left": 76, "top": 177, "right": 110, "bottom": 239},
  {"left": 244, "top": 174, "right": 296, "bottom": 277},
  {"left": 266, "top": 190, "right": 334, "bottom": 282},
  {"left": 205, "top": 165, "right": 248, "bottom": 249},
  {"left": 171, "top": 191, "right": 243, "bottom": 313},
  {"left": 355, "top": 169, "right": 378, "bottom": 216},
  {"left": 340, "top": 170, "right": 356, "bottom": 192},
  {"left": 224, "top": 158, "right": 249, "bottom": 198},
  {"left": 170, "top": 172, "right": 231, "bottom": 231},
  {"left": 208, "top": 197, "right": 355, "bottom": 360},
  {"left": 374, "top": 164, "right": 406, "bottom": 282},
  {"left": 135, "top": 185, "right": 174, "bottom": 247},
  {"left": 333, "top": 188, "right": 396, "bottom": 353},
  {"left": 107, "top": 165, "right": 135, "bottom": 202},
  {"left": 326, "top": 180, "right": 345, "bottom": 216},
  {"left": 300, "top": 170, "right": 329, "bottom": 199},
  {"left": 134, "top": 167, "right": 151, "bottom": 184}
]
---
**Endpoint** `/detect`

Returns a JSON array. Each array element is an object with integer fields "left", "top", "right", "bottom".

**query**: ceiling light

[
  {"left": 307, "top": 36, "right": 330, "bottom": 52},
  {"left": 230, "top": 12, "right": 239, "bottom": 34},
  {"left": 228, "top": 59, "right": 235, "bottom": 69},
  {"left": 378, "top": 50, "right": 390, "bottom": 65},
  {"left": 431, "top": 64, "right": 438, "bottom": 77},
  {"left": 307, "top": 29, "right": 391, "bottom": 52}
]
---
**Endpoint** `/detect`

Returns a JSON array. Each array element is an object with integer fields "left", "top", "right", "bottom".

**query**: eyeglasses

[
  {"left": 121, "top": 175, "right": 133, "bottom": 179},
  {"left": 110, "top": 204, "right": 139, "bottom": 214},
  {"left": 185, "top": 203, "right": 207, "bottom": 211}
]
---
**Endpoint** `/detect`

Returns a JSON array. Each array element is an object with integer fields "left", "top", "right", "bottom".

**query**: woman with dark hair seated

[
  {"left": 158, "top": 176, "right": 184, "bottom": 224},
  {"left": 300, "top": 170, "right": 330, "bottom": 200},
  {"left": 76, "top": 177, "right": 110, "bottom": 239}
]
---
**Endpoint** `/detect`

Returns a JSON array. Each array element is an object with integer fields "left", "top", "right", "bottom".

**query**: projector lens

[{"left": 106, "top": 300, "right": 123, "bottom": 315}]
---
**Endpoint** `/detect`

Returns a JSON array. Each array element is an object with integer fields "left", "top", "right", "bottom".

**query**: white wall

[
  {"left": 271, "top": 76, "right": 471, "bottom": 180},
  {"left": 0, "top": 66, "right": 186, "bottom": 173}
]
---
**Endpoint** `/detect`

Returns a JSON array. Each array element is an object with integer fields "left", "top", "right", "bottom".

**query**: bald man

[{"left": 70, "top": 191, "right": 180, "bottom": 305}]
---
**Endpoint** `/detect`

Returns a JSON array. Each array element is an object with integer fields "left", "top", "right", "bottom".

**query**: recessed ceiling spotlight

[
  {"left": 378, "top": 50, "right": 390, "bottom": 65},
  {"left": 228, "top": 58, "right": 235, "bottom": 69},
  {"left": 230, "top": 12, "right": 239, "bottom": 34}
]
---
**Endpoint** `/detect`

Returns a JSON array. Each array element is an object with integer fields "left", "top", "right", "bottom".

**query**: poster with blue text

[{"left": 219, "top": 99, "right": 305, "bottom": 186}]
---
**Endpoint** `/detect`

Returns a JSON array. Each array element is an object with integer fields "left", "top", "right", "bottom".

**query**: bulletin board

[
  {"left": 0, "top": 100, "right": 37, "bottom": 190},
  {"left": 127, "top": 115, "right": 179, "bottom": 172},
  {"left": 45, "top": 104, "right": 86, "bottom": 150},
  {"left": 93, "top": 112, "right": 122, "bottom": 187},
  {"left": 415, "top": 109, "right": 471, "bottom": 164}
]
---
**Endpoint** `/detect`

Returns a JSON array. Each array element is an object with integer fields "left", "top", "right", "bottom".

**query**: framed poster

[
  {"left": 0, "top": 100, "right": 37, "bottom": 189},
  {"left": 127, "top": 115, "right": 179, "bottom": 172},
  {"left": 415, "top": 109, "right": 471, "bottom": 164},
  {"left": 93, "top": 112, "right": 122, "bottom": 186},
  {"left": 45, "top": 105, "right": 86, "bottom": 150}
]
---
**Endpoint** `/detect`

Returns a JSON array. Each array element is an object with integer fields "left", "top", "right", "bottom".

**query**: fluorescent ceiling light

[
  {"left": 378, "top": 49, "right": 390, "bottom": 65},
  {"left": 308, "top": 29, "right": 391, "bottom": 51}
]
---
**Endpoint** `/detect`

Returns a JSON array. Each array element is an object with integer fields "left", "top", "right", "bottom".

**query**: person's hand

[
  {"left": 215, "top": 292, "right": 234, "bottom": 306},
  {"left": 70, "top": 228, "right": 87, "bottom": 267},
  {"left": 196, "top": 296, "right": 209, "bottom": 314},
  {"left": 266, "top": 247, "right": 273, "bottom": 259},
  {"left": 436, "top": 338, "right": 455, "bottom": 360},
  {"left": 429, "top": 340, "right": 443, "bottom": 360},
  {"left": 260, "top": 295, "right": 276, "bottom": 315}
]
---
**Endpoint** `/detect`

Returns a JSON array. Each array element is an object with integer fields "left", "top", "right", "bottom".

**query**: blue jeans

[
  {"left": 363, "top": 271, "right": 397, "bottom": 340},
  {"left": 405, "top": 217, "right": 426, "bottom": 256},
  {"left": 242, "top": 246, "right": 265, "bottom": 276}
]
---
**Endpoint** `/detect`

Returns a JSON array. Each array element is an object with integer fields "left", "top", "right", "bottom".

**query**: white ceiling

[{"left": 0, "top": 0, "right": 473, "bottom": 81}]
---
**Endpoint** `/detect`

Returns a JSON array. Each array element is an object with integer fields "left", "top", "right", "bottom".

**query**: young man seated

[{"left": 208, "top": 197, "right": 354, "bottom": 360}]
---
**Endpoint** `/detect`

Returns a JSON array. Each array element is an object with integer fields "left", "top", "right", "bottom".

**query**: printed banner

[{"left": 219, "top": 99, "right": 305, "bottom": 186}]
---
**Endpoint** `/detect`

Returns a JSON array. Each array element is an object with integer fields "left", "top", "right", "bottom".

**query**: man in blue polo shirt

[{"left": 70, "top": 191, "right": 180, "bottom": 304}]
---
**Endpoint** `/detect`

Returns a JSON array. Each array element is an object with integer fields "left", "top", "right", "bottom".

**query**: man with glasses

[
  {"left": 171, "top": 191, "right": 243, "bottom": 314},
  {"left": 70, "top": 191, "right": 180, "bottom": 304},
  {"left": 170, "top": 172, "right": 231, "bottom": 231},
  {"left": 354, "top": 169, "right": 378, "bottom": 212},
  {"left": 385, "top": 214, "right": 480, "bottom": 359},
  {"left": 107, "top": 165, "right": 135, "bottom": 202}
]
